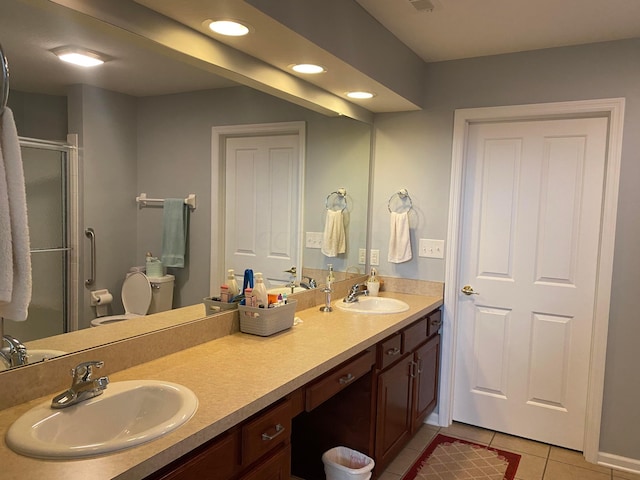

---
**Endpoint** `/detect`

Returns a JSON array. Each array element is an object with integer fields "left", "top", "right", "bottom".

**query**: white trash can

[{"left": 322, "top": 446, "right": 375, "bottom": 480}]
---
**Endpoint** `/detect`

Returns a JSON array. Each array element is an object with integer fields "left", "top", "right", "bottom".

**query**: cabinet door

[
  {"left": 375, "top": 355, "right": 413, "bottom": 468},
  {"left": 239, "top": 444, "right": 291, "bottom": 480},
  {"left": 411, "top": 335, "right": 440, "bottom": 433}
]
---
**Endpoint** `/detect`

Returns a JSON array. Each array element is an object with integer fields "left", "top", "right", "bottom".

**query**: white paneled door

[
  {"left": 453, "top": 117, "right": 608, "bottom": 450},
  {"left": 224, "top": 134, "right": 300, "bottom": 286}
]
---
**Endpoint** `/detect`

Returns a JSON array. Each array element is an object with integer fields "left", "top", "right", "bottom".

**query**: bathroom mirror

[{"left": 0, "top": 0, "right": 371, "bottom": 369}]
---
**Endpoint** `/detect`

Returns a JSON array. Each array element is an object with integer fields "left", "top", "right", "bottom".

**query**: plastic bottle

[
  {"left": 253, "top": 272, "right": 269, "bottom": 308},
  {"left": 227, "top": 269, "right": 240, "bottom": 299},
  {"left": 367, "top": 268, "right": 380, "bottom": 296},
  {"left": 326, "top": 264, "right": 335, "bottom": 289}
]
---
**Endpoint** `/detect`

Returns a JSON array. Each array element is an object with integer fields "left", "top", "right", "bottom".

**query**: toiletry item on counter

[
  {"left": 242, "top": 269, "right": 254, "bottom": 293},
  {"left": 220, "top": 284, "right": 230, "bottom": 303},
  {"left": 367, "top": 268, "right": 380, "bottom": 296},
  {"left": 227, "top": 269, "right": 240, "bottom": 298},
  {"left": 253, "top": 273, "right": 268, "bottom": 308},
  {"left": 326, "top": 264, "right": 335, "bottom": 289},
  {"left": 244, "top": 287, "right": 256, "bottom": 307}
]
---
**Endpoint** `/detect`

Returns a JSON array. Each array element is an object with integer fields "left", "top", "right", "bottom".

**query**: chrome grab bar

[{"left": 85, "top": 228, "right": 95, "bottom": 286}]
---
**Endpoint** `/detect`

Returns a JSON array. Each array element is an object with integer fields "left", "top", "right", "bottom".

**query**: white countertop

[{"left": 0, "top": 292, "right": 442, "bottom": 480}]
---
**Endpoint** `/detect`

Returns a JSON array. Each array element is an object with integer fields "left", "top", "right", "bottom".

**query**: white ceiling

[
  {"left": 356, "top": 0, "right": 640, "bottom": 62},
  {"left": 3, "top": 0, "right": 640, "bottom": 115}
]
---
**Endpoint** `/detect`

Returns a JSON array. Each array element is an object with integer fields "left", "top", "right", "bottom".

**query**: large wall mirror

[{"left": 0, "top": 0, "right": 371, "bottom": 371}]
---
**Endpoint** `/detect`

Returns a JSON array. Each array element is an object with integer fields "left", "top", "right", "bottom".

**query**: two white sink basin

[
  {"left": 6, "top": 380, "right": 198, "bottom": 459},
  {"left": 335, "top": 296, "right": 410, "bottom": 314}
]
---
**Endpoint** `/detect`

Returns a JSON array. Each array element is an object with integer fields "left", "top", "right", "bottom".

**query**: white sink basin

[
  {"left": 335, "top": 296, "right": 410, "bottom": 314},
  {"left": 267, "top": 286, "right": 307, "bottom": 295},
  {"left": 0, "top": 349, "right": 67, "bottom": 371},
  {"left": 6, "top": 380, "right": 198, "bottom": 459}
]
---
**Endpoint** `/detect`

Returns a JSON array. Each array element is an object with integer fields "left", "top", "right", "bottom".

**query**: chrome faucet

[
  {"left": 1, "top": 335, "right": 28, "bottom": 368},
  {"left": 300, "top": 275, "right": 317, "bottom": 289},
  {"left": 343, "top": 283, "right": 369, "bottom": 303},
  {"left": 51, "top": 361, "right": 109, "bottom": 409}
]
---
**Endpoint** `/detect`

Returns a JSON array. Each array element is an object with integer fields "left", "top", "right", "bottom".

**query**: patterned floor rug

[{"left": 401, "top": 434, "right": 521, "bottom": 480}]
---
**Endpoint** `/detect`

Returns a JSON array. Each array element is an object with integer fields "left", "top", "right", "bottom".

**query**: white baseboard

[
  {"left": 598, "top": 451, "right": 640, "bottom": 475},
  {"left": 425, "top": 410, "right": 443, "bottom": 427}
]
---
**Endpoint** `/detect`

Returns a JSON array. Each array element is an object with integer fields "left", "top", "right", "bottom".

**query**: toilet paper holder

[{"left": 90, "top": 289, "right": 112, "bottom": 306}]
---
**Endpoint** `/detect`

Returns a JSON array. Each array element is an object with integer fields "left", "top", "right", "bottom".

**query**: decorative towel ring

[
  {"left": 388, "top": 189, "right": 413, "bottom": 213},
  {"left": 325, "top": 187, "right": 348, "bottom": 212}
]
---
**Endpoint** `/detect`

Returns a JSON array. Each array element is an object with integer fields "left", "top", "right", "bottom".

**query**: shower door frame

[{"left": 19, "top": 134, "right": 79, "bottom": 334}]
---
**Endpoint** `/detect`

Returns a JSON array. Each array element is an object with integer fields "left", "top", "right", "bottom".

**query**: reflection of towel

[
  {"left": 0, "top": 108, "right": 32, "bottom": 320},
  {"left": 388, "top": 211, "right": 412, "bottom": 263},
  {"left": 161, "top": 199, "right": 187, "bottom": 268},
  {"left": 321, "top": 210, "right": 346, "bottom": 257}
]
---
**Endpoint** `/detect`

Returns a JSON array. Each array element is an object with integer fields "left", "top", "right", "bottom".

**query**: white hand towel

[
  {"left": 0, "top": 108, "right": 32, "bottom": 321},
  {"left": 0, "top": 128, "right": 13, "bottom": 304},
  {"left": 388, "top": 211, "right": 412, "bottom": 263},
  {"left": 321, "top": 209, "right": 346, "bottom": 257}
]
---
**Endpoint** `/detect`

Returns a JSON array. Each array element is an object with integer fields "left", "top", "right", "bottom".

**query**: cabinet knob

[{"left": 386, "top": 347, "right": 401, "bottom": 356}]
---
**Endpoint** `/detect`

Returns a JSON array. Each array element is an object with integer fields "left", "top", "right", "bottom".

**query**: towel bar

[
  {"left": 387, "top": 189, "right": 413, "bottom": 213},
  {"left": 136, "top": 193, "right": 197, "bottom": 211}
]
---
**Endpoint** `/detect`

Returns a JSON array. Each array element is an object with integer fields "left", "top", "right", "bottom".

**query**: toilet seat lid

[{"left": 122, "top": 272, "right": 152, "bottom": 315}]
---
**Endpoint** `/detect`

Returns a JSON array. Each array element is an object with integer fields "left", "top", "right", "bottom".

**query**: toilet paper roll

[{"left": 94, "top": 292, "right": 113, "bottom": 305}]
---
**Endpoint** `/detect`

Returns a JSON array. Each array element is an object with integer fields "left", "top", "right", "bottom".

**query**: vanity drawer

[
  {"left": 242, "top": 398, "right": 292, "bottom": 467},
  {"left": 305, "top": 349, "right": 375, "bottom": 412},
  {"left": 403, "top": 317, "right": 429, "bottom": 353},
  {"left": 378, "top": 333, "right": 403, "bottom": 370},
  {"left": 427, "top": 309, "right": 442, "bottom": 338}
]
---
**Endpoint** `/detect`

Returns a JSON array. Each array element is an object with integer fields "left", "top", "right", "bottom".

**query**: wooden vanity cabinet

[
  {"left": 146, "top": 392, "right": 300, "bottom": 480},
  {"left": 374, "top": 309, "right": 441, "bottom": 472}
]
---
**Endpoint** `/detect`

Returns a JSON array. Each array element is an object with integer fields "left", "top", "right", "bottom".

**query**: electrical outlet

[
  {"left": 370, "top": 249, "right": 380, "bottom": 266},
  {"left": 305, "top": 232, "right": 323, "bottom": 249},
  {"left": 358, "top": 248, "right": 366, "bottom": 265},
  {"left": 419, "top": 239, "right": 445, "bottom": 259}
]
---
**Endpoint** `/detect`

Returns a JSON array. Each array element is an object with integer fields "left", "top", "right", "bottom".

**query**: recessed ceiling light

[
  {"left": 207, "top": 20, "right": 250, "bottom": 36},
  {"left": 346, "top": 91, "right": 375, "bottom": 99},
  {"left": 51, "top": 47, "right": 107, "bottom": 67},
  {"left": 291, "top": 64, "right": 325, "bottom": 74}
]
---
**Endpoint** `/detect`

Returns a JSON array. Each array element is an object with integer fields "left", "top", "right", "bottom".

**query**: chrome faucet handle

[
  {"left": 2, "top": 335, "right": 28, "bottom": 367},
  {"left": 71, "top": 360, "right": 104, "bottom": 385}
]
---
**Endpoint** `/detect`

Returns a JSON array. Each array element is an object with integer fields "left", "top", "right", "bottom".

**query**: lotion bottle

[
  {"left": 253, "top": 272, "right": 269, "bottom": 308},
  {"left": 227, "top": 269, "right": 240, "bottom": 299},
  {"left": 326, "top": 264, "right": 335, "bottom": 289}
]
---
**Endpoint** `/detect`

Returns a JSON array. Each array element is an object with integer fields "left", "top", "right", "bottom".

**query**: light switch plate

[
  {"left": 419, "top": 239, "right": 445, "bottom": 259},
  {"left": 358, "top": 248, "right": 366, "bottom": 265},
  {"left": 370, "top": 249, "right": 380, "bottom": 266},
  {"left": 305, "top": 232, "right": 323, "bottom": 249}
]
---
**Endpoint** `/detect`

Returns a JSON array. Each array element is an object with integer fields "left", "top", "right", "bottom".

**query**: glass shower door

[{"left": 4, "top": 140, "right": 71, "bottom": 342}]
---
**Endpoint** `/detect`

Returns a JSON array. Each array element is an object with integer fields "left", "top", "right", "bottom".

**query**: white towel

[
  {"left": 0, "top": 124, "right": 13, "bottom": 304},
  {"left": 321, "top": 209, "right": 346, "bottom": 257},
  {"left": 388, "top": 211, "right": 412, "bottom": 263},
  {"left": 0, "top": 108, "right": 32, "bottom": 321}
]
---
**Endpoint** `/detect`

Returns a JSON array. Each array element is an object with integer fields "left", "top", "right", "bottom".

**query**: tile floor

[{"left": 377, "top": 422, "right": 640, "bottom": 480}]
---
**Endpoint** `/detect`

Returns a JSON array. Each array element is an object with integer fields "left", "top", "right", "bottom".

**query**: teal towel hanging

[{"left": 161, "top": 199, "right": 188, "bottom": 268}]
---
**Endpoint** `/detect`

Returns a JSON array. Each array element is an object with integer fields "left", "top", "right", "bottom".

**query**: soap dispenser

[
  {"left": 367, "top": 268, "right": 380, "bottom": 297},
  {"left": 326, "top": 264, "right": 335, "bottom": 289},
  {"left": 253, "top": 272, "right": 269, "bottom": 308}
]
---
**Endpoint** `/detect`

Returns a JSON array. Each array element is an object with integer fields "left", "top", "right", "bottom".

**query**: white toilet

[{"left": 91, "top": 272, "right": 175, "bottom": 327}]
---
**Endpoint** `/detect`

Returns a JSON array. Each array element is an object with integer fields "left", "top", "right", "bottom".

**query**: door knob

[{"left": 461, "top": 285, "right": 479, "bottom": 296}]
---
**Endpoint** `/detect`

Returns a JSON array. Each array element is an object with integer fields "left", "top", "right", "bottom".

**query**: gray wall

[
  {"left": 370, "top": 38, "right": 640, "bottom": 460},
  {"left": 135, "top": 86, "right": 371, "bottom": 306}
]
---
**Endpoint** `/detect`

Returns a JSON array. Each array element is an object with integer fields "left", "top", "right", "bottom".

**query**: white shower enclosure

[{"left": 3, "top": 137, "right": 78, "bottom": 342}]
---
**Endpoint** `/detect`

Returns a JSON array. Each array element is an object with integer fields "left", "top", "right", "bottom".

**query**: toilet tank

[{"left": 147, "top": 274, "right": 175, "bottom": 314}]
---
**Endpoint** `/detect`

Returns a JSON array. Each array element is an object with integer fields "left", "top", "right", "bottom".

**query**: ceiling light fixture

[
  {"left": 52, "top": 47, "right": 106, "bottom": 67},
  {"left": 291, "top": 63, "right": 325, "bottom": 74},
  {"left": 207, "top": 20, "right": 250, "bottom": 36},
  {"left": 346, "top": 91, "right": 375, "bottom": 99}
]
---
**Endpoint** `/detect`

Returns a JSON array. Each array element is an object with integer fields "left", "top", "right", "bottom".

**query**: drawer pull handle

[
  {"left": 339, "top": 373, "right": 355, "bottom": 385},
  {"left": 386, "top": 347, "right": 401, "bottom": 356},
  {"left": 261, "top": 423, "right": 285, "bottom": 441}
]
